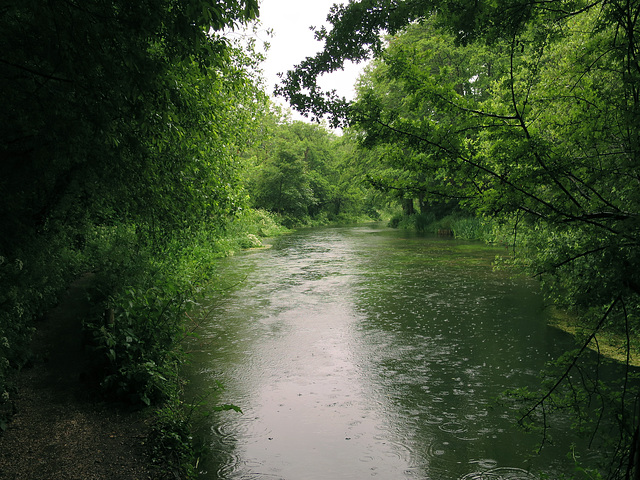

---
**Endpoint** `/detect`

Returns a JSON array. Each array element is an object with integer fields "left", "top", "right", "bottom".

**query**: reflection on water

[{"left": 185, "top": 226, "right": 582, "bottom": 479}]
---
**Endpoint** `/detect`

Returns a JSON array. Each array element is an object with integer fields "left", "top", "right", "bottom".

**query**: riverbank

[
  {"left": 547, "top": 307, "right": 640, "bottom": 367},
  {"left": 0, "top": 224, "right": 285, "bottom": 480},
  {"left": 0, "top": 274, "right": 154, "bottom": 480}
]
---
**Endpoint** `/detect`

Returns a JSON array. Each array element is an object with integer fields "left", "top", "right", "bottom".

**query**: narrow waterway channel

[{"left": 185, "top": 225, "right": 590, "bottom": 479}]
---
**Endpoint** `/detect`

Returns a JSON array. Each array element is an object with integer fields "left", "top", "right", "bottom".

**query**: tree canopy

[
  {"left": 0, "top": 0, "right": 266, "bottom": 424},
  {"left": 0, "top": 0, "right": 260, "bottom": 254},
  {"left": 242, "top": 111, "right": 379, "bottom": 226}
]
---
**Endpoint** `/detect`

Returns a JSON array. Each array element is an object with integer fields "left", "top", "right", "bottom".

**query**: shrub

[
  {"left": 148, "top": 403, "right": 198, "bottom": 479},
  {"left": 83, "top": 245, "right": 202, "bottom": 407}
]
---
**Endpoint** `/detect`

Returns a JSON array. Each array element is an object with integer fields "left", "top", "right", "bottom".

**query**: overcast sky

[{"left": 243, "top": 0, "right": 366, "bottom": 122}]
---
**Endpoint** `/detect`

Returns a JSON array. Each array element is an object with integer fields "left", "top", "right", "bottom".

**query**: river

[{"left": 185, "top": 225, "right": 595, "bottom": 479}]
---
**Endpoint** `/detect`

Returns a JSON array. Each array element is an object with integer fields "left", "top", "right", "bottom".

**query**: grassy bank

[
  {"left": 0, "top": 208, "right": 289, "bottom": 478},
  {"left": 548, "top": 307, "right": 640, "bottom": 367}
]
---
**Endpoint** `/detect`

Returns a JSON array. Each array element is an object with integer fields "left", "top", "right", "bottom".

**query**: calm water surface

[{"left": 185, "top": 225, "right": 585, "bottom": 479}]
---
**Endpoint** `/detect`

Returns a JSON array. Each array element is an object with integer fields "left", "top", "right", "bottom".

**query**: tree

[
  {"left": 0, "top": 0, "right": 260, "bottom": 254},
  {"left": 245, "top": 114, "right": 377, "bottom": 225},
  {"left": 278, "top": 1, "right": 640, "bottom": 477},
  {"left": 0, "top": 0, "right": 263, "bottom": 417},
  {"left": 346, "top": 20, "right": 497, "bottom": 219}
]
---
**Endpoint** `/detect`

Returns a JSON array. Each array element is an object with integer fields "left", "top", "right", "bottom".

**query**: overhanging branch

[{"left": 518, "top": 295, "right": 621, "bottom": 424}]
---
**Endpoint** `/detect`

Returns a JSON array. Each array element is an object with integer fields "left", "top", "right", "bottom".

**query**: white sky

[{"left": 242, "top": 0, "right": 366, "bottom": 123}]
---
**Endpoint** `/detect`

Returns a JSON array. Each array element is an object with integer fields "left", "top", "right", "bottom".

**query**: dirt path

[{"left": 0, "top": 274, "right": 153, "bottom": 480}]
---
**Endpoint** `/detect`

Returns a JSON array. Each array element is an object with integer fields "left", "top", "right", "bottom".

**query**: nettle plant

[{"left": 85, "top": 274, "right": 198, "bottom": 406}]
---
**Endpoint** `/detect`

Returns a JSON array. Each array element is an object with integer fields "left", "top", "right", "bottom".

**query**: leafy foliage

[
  {"left": 244, "top": 113, "right": 381, "bottom": 226},
  {"left": 0, "top": 0, "right": 260, "bottom": 252},
  {"left": 79, "top": 216, "right": 270, "bottom": 474},
  {"left": 148, "top": 391, "right": 241, "bottom": 479},
  {"left": 0, "top": 0, "right": 263, "bottom": 449}
]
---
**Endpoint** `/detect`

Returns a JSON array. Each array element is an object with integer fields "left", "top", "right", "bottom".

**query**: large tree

[
  {"left": 0, "top": 0, "right": 260, "bottom": 253},
  {"left": 278, "top": 0, "right": 640, "bottom": 477},
  {"left": 245, "top": 115, "right": 376, "bottom": 225},
  {"left": 0, "top": 0, "right": 263, "bottom": 417}
]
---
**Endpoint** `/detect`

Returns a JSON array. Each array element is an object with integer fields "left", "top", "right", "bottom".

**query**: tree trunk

[
  {"left": 402, "top": 197, "right": 415, "bottom": 216},
  {"left": 634, "top": 421, "right": 640, "bottom": 480}
]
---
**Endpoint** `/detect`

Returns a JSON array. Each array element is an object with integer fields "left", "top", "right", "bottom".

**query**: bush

[
  {"left": 82, "top": 227, "right": 209, "bottom": 407},
  {"left": 81, "top": 210, "right": 292, "bottom": 409},
  {"left": 148, "top": 403, "right": 198, "bottom": 479},
  {"left": 227, "top": 209, "right": 290, "bottom": 238},
  {"left": 84, "top": 283, "right": 189, "bottom": 406}
]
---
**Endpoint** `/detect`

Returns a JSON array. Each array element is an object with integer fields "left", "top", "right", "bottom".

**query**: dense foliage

[
  {"left": 279, "top": 0, "right": 640, "bottom": 477},
  {"left": 244, "top": 113, "right": 382, "bottom": 226},
  {"left": 0, "top": 0, "right": 265, "bottom": 464},
  {"left": 1, "top": 0, "right": 261, "bottom": 251}
]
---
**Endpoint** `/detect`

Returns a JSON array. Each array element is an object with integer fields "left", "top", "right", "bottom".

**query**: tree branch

[
  {"left": 0, "top": 58, "right": 72, "bottom": 83},
  {"left": 518, "top": 295, "right": 621, "bottom": 424},
  {"left": 362, "top": 113, "right": 626, "bottom": 235}
]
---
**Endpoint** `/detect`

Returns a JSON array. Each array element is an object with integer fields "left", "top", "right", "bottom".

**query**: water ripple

[
  {"left": 438, "top": 421, "right": 467, "bottom": 435},
  {"left": 186, "top": 226, "right": 594, "bottom": 480},
  {"left": 460, "top": 467, "right": 538, "bottom": 480}
]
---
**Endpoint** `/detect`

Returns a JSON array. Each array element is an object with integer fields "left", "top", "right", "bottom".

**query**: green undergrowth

[
  {"left": 80, "top": 209, "right": 287, "bottom": 478},
  {"left": 387, "top": 212, "right": 501, "bottom": 242},
  {"left": 213, "top": 208, "right": 291, "bottom": 253},
  {"left": 269, "top": 210, "right": 382, "bottom": 229},
  {"left": 0, "top": 208, "right": 288, "bottom": 478},
  {"left": 148, "top": 396, "right": 242, "bottom": 479}
]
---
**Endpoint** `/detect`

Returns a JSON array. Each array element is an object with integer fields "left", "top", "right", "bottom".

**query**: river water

[{"left": 185, "top": 225, "right": 590, "bottom": 479}]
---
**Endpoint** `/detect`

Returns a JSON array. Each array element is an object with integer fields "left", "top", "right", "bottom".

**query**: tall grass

[
  {"left": 387, "top": 212, "right": 500, "bottom": 242},
  {"left": 450, "top": 217, "right": 487, "bottom": 240}
]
